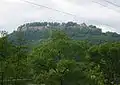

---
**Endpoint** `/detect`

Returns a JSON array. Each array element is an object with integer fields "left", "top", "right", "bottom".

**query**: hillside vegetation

[
  {"left": 9, "top": 22, "right": 120, "bottom": 45},
  {"left": 0, "top": 22, "right": 120, "bottom": 85}
]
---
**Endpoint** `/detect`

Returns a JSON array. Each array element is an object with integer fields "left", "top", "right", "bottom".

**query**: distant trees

[
  {"left": 11, "top": 22, "right": 120, "bottom": 46},
  {"left": 65, "top": 22, "right": 77, "bottom": 27}
]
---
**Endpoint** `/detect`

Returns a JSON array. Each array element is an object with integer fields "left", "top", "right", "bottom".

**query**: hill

[{"left": 8, "top": 22, "right": 120, "bottom": 45}]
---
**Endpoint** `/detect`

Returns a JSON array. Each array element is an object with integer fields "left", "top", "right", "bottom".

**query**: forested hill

[{"left": 9, "top": 22, "right": 120, "bottom": 44}]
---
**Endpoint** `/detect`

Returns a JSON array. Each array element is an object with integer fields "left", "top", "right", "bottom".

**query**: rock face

[
  {"left": 17, "top": 25, "right": 49, "bottom": 31},
  {"left": 17, "top": 22, "right": 50, "bottom": 31},
  {"left": 18, "top": 26, "right": 48, "bottom": 31}
]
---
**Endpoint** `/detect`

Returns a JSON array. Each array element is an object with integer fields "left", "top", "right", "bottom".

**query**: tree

[
  {"left": 88, "top": 42, "right": 120, "bottom": 85},
  {"left": 30, "top": 30, "right": 97, "bottom": 85},
  {"left": 0, "top": 31, "right": 13, "bottom": 85},
  {"left": 32, "top": 58, "right": 97, "bottom": 85},
  {"left": 5, "top": 31, "right": 30, "bottom": 85}
]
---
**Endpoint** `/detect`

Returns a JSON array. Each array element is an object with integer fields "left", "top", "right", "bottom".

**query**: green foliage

[
  {"left": 88, "top": 42, "right": 120, "bottom": 85},
  {"left": 30, "top": 31, "right": 99, "bottom": 85},
  {"left": 0, "top": 32, "right": 31, "bottom": 85},
  {"left": 0, "top": 37, "right": 13, "bottom": 59},
  {"left": 1, "top": 27, "right": 120, "bottom": 85},
  {"left": 32, "top": 31, "right": 88, "bottom": 62}
]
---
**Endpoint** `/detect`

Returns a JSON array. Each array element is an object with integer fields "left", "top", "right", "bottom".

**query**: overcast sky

[{"left": 0, "top": 0, "right": 120, "bottom": 33}]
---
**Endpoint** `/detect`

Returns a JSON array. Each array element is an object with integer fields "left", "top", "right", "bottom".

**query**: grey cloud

[{"left": 0, "top": 0, "right": 120, "bottom": 33}]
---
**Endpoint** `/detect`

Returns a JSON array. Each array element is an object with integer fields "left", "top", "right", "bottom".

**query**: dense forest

[{"left": 0, "top": 22, "right": 120, "bottom": 85}]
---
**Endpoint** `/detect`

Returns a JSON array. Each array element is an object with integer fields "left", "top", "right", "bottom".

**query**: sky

[{"left": 0, "top": 0, "right": 120, "bottom": 33}]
